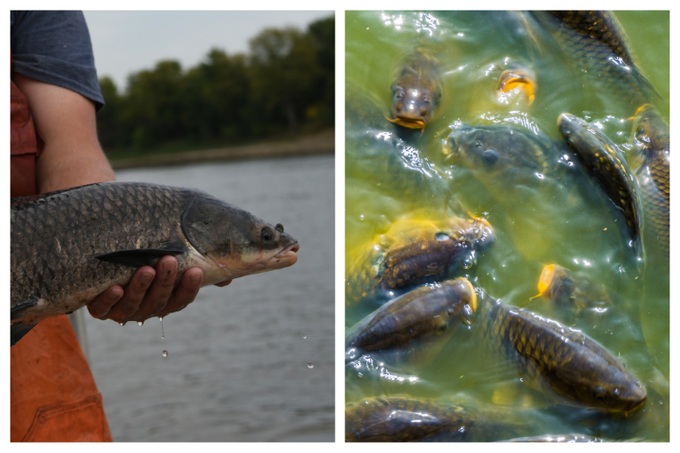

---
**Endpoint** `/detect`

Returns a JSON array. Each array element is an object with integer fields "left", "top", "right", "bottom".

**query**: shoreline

[{"left": 109, "top": 129, "right": 335, "bottom": 170}]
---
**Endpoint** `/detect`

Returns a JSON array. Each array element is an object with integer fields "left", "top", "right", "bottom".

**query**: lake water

[
  {"left": 345, "top": 11, "right": 669, "bottom": 442},
  {"left": 82, "top": 154, "right": 335, "bottom": 442}
]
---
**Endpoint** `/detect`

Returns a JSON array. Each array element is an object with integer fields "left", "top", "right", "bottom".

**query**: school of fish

[{"left": 346, "top": 11, "right": 668, "bottom": 442}]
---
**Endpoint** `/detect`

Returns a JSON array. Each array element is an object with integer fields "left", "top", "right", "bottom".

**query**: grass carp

[
  {"left": 346, "top": 278, "right": 476, "bottom": 358},
  {"left": 497, "top": 62, "right": 537, "bottom": 105},
  {"left": 11, "top": 181, "right": 300, "bottom": 346},
  {"left": 345, "top": 214, "right": 494, "bottom": 306},
  {"left": 533, "top": 11, "right": 658, "bottom": 113},
  {"left": 558, "top": 112, "right": 642, "bottom": 254},
  {"left": 534, "top": 263, "right": 612, "bottom": 315},
  {"left": 478, "top": 290, "right": 647, "bottom": 414},
  {"left": 346, "top": 396, "right": 521, "bottom": 442},
  {"left": 444, "top": 123, "right": 589, "bottom": 261},
  {"left": 386, "top": 47, "right": 443, "bottom": 130},
  {"left": 445, "top": 123, "right": 559, "bottom": 185},
  {"left": 631, "top": 104, "right": 670, "bottom": 253}
]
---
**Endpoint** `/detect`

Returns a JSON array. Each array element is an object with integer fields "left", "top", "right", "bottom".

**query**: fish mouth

[
  {"left": 278, "top": 242, "right": 300, "bottom": 255},
  {"left": 272, "top": 242, "right": 300, "bottom": 267},
  {"left": 385, "top": 115, "right": 426, "bottom": 130}
]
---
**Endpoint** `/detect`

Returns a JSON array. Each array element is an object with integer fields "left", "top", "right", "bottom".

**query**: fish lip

[
  {"left": 385, "top": 114, "right": 426, "bottom": 130},
  {"left": 276, "top": 242, "right": 300, "bottom": 257}
]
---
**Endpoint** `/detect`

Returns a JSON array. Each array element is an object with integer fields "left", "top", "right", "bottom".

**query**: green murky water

[{"left": 345, "top": 11, "right": 669, "bottom": 442}]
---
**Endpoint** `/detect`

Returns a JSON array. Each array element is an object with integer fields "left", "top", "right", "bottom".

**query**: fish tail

[{"left": 11, "top": 322, "right": 37, "bottom": 346}]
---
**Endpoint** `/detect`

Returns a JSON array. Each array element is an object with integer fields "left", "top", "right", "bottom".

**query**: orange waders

[{"left": 10, "top": 79, "right": 112, "bottom": 442}]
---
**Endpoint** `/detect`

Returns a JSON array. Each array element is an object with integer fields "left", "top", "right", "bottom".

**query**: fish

[
  {"left": 534, "top": 263, "right": 612, "bottom": 315},
  {"left": 445, "top": 124, "right": 558, "bottom": 184},
  {"left": 444, "top": 123, "right": 582, "bottom": 260},
  {"left": 10, "top": 181, "right": 300, "bottom": 346},
  {"left": 345, "top": 214, "right": 494, "bottom": 306},
  {"left": 346, "top": 396, "right": 471, "bottom": 442},
  {"left": 478, "top": 289, "right": 647, "bottom": 414},
  {"left": 346, "top": 278, "right": 476, "bottom": 359},
  {"left": 346, "top": 395, "right": 524, "bottom": 442},
  {"left": 631, "top": 104, "right": 670, "bottom": 254},
  {"left": 497, "top": 62, "right": 537, "bottom": 105},
  {"left": 557, "top": 112, "right": 643, "bottom": 254},
  {"left": 533, "top": 11, "right": 658, "bottom": 113},
  {"left": 386, "top": 46, "right": 443, "bottom": 130}
]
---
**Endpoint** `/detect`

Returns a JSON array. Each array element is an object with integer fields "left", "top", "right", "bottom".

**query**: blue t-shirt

[{"left": 11, "top": 11, "right": 104, "bottom": 110}]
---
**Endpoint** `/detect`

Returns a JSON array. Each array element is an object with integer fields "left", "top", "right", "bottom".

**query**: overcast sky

[{"left": 83, "top": 10, "right": 334, "bottom": 91}]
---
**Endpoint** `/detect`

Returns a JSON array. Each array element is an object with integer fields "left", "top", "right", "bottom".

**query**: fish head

[
  {"left": 555, "top": 356, "right": 647, "bottom": 415},
  {"left": 497, "top": 63, "right": 537, "bottom": 105},
  {"left": 182, "top": 195, "right": 299, "bottom": 279},
  {"left": 449, "top": 216, "right": 496, "bottom": 250},
  {"left": 445, "top": 125, "right": 547, "bottom": 180},
  {"left": 387, "top": 83, "right": 439, "bottom": 130},
  {"left": 631, "top": 104, "right": 670, "bottom": 159}
]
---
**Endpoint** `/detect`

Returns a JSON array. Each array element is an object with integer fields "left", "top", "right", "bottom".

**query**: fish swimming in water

[
  {"left": 497, "top": 62, "right": 537, "bottom": 105},
  {"left": 386, "top": 46, "right": 443, "bottom": 130},
  {"left": 10, "top": 181, "right": 300, "bottom": 346},
  {"left": 533, "top": 11, "right": 659, "bottom": 114},
  {"left": 346, "top": 395, "right": 525, "bottom": 442},
  {"left": 345, "top": 214, "right": 494, "bottom": 306},
  {"left": 533, "top": 263, "right": 612, "bottom": 315},
  {"left": 478, "top": 289, "right": 647, "bottom": 414},
  {"left": 631, "top": 104, "right": 670, "bottom": 254},
  {"left": 558, "top": 112, "right": 643, "bottom": 255},
  {"left": 346, "top": 278, "right": 476, "bottom": 361}
]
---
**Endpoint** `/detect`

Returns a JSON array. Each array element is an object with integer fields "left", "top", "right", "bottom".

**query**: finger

[
  {"left": 158, "top": 267, "right": 203, "bottom": 317},
  {"left": 87, "top": 285, "right": 124, "bottom": 319},
  {"left": 104, "top": 266, "right": 155, "bottom": 323},
  {"left": 131, "top": 256, "right": 179, "bottom": 321}
]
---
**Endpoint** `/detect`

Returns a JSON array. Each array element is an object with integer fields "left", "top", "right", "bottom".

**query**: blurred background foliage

[{"left": 97, "top": 16, "right": 334, "bottom": 155}]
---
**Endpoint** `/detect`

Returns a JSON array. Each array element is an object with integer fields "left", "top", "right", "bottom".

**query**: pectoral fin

[{"left": 96, "top": 243, "right": 187, "bottom": 268}]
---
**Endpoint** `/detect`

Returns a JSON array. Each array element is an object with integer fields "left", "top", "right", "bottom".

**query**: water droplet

[
  {"left": 307, "top": 362, "right": 315, "bottom": 369},
  {"left": 161, "top": 350, "right": 169, "bottom": 358},
  {"left": 302, "top": 335, "right": 308, "bottom": 340},
  {"left": 137, "top": 321, "right": 144, "bottom": 327},
  {"left": 160, "top": 316, "right": 166, "bottom": 340},
  {"left": 118, "top": 322, "right": 126, "bottom": 326}
]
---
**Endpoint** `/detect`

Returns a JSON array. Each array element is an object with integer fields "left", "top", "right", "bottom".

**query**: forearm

[
  {"left": 14, "top": 73, "right": 115, "bottom": 193},
  {"left": 36, "top": 142, "right": 115, "bottom": 193}
]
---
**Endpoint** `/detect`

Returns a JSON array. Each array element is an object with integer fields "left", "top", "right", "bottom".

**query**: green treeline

[{"left": 97, "top": 16, "right": 334, "bottom": 155}]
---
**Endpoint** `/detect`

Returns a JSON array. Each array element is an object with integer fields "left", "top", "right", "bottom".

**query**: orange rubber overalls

[{"left": 10, "top": 77, "right": 112, "bottom": 442}]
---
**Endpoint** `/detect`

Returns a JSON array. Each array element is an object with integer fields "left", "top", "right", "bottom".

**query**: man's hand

[{"left": 88, "top": 256, "right": 202, "bottom": 323}]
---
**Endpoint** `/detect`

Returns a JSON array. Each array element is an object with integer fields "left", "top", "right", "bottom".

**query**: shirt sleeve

[{"left": 11, "top": 11, "right": 105, "bottom": 110}]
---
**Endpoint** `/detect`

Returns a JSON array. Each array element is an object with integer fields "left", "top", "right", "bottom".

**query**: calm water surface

[
  {"left": 83, "top": 155, "right": 335, "bottom": 442},
  {"left": 345, "top": 11, "right": 669, "bottom": 442}
]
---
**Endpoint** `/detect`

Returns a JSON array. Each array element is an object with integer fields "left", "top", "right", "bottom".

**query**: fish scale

[
  {"left": 10, "top": 181, "right": 299, "bottom": 345},
  {"left": 12, "top": 183, "right": 188, "bottom": 311},
  {"left": 534, "top": 11, "right": 657, "bottom": 113},
  {"left": 632, "top": 104, "right": 670, "bottom": 253},
  {"left": 478, "top": 292, "right": 646, "bottom": 414}
]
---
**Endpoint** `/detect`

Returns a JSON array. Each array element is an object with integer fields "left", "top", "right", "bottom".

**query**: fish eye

[
  {"left": 261, "top": 227, "right": 275, "bottom": 242},
  {"left": 435, "top": 232, "right": 451, "bottom": 241},
  {"left": 275, "top": 223, "right": 284, "bottom": 233},
  {"left": 635, "top": 125, "right": 650, "bottom": 143},
  {"left": 481, "top": 149, "right": 499, "bottom": 166}
]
